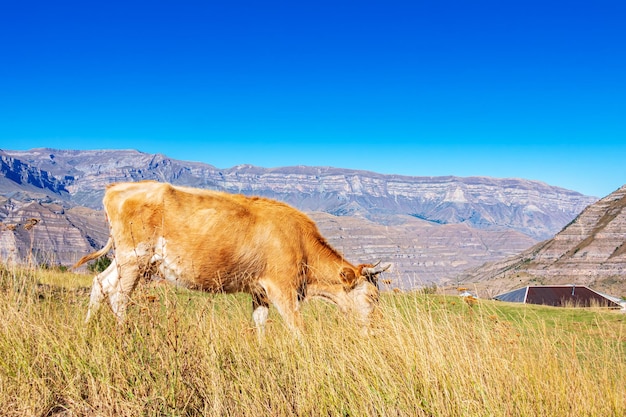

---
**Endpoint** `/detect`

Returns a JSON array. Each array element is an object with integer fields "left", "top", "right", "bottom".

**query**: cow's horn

[{"left": 362, "top": 263, "right": 391, "bottom": 276}]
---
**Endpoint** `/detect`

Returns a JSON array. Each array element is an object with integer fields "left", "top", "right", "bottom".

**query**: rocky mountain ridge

[
  {"left": 0, "top": 148, "right": 599, "bottom": 288},
  {"left": 3, "top": 148, "right": 596, "bottom": 240},
  {"left": 0, "top": 196, "right": 108, "bottom": 266},
  {"left": 0, "top": 151, "right": 71, "bottom": 199},
  {"left": 459, "top": 185, "right": 626, "bottom": 296}
]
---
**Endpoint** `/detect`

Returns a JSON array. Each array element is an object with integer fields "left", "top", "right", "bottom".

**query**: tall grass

[{"left": 1, "top": 265, "right": 624, "bottom": 416}]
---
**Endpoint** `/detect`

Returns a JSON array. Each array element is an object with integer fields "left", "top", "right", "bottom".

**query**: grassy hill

[{"left": 1, "top": 265, "right": 624, "bottom": 416}]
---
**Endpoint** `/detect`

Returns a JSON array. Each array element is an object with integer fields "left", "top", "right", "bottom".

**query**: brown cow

[{"left": 74, "top": 181, "right": 389, "bottom": 335}]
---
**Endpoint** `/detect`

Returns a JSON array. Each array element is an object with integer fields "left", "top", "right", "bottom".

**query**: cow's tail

[{"left": 72, "top": 237, "right": 113, "bottom": 270}]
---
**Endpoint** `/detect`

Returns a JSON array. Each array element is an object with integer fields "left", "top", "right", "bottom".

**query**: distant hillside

[
  {"left": 2, "top": 148, "right": 595, "bottom": 239},
  {"left": 0, "top": 196, "right": 108, "bottom": 266},
  {"left": 459, "top": 185, "right": 626, "bottom": 296},
  {"left": 0, "top": 148, "right": 598, "bottom": 288}
]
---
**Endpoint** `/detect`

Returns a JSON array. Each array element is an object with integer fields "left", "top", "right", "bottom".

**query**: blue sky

[{"left": 1, "top": 1, "right": 624, "bottom": 197}]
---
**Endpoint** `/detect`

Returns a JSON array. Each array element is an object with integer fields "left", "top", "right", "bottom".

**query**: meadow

[{"left": 1, "top": 264, "right": 624, "bottom": 416}]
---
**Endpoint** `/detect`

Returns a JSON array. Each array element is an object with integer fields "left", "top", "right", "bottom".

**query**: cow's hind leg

[
  {"left": 108, "top": 258, "right": 144, "bottom": 323},
  {"left": 86, "top": 256, "right": 143, "bottom": 324},
  {"left": 85, "top": 260, "right": 120, "bottom": 323}
]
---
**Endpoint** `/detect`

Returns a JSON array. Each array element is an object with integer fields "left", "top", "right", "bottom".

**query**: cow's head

[{"left": 340, "top": 262, "right": 390, "bottom": 327}]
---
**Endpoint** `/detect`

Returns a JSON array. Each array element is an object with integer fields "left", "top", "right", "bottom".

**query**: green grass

[{"left": 1, "top": 265, "right": 625, "bottom": 416}]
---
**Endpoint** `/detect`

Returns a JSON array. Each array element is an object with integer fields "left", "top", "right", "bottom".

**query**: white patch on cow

[
  {"left": 86, "top": 259, "right": 121, "bottom": 323},
  {"left": 108, "top": 290, "right": 128, "bottom": 321},
  {"left": 150, "top": 236, "right": 167, "bottom": 263},
  {"left": 252, "top": 305, "right": 269, "bottom": 336},
  {"left": 151, "top": 237, "right": 186, "bottom": 286},
  {"left": 131, "top": 242, "right": 151, "bottom": 257}
]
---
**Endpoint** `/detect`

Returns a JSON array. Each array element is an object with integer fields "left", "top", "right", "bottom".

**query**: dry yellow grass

[{"left": 1, "top": 265, "right": 625, "bottom": 416}]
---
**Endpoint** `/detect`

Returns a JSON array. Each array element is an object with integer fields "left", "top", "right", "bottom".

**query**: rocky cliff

[
  {"left": 0, "top": 148, "right": 598, "bottom": 288},
  {"left": 311, "top": 212, "right": 535, "bottom": 288},
  {"left": 0, "top": 196, "right": 108, "bottom": 266},
  {"left": 459, "top": 185, "right": 626, "bottom": 296},
  {"left": 0, "top": 150, "right": 70, "bottom": 199},
  {"left": 3, "top": 148, "right": 595, "bottom": 239}
]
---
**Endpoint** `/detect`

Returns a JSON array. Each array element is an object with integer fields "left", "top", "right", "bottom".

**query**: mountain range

[
  {"left": 0, "top": 148, "right": 603, "bottom": 290},
  {"left": 459, "top": 184, "right": 626, "bottom": 297}
]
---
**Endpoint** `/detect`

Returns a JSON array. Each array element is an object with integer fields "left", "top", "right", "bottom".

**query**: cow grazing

[{"left": 73, "top": 181, "right": 389, "bottom": 335}]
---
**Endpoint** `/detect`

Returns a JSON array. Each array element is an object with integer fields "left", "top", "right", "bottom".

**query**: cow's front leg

[
  {"left": 252, "top": 290, "right": 270, "bottom": 340},
  {"left": 258, "top": 279, "right": 304, "bottom": 337}
]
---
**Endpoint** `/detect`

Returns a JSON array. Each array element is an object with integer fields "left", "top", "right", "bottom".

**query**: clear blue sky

[{"left": 1, "top": 1, "right": 624, "bottom": 197}]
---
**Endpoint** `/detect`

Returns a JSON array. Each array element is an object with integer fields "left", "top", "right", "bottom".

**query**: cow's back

[
  {"left": 103, "top": 181, "right": 171, "bottom": 248},
  {"left": 102, "top": 181, "right": 327, "bottom": 292}
]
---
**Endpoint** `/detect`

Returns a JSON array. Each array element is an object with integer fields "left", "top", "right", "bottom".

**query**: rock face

[
  {"left": 0, "top": 151, "right": 71, "bottom": 198},
  {"left": 310, "top": 212, "right": 536, "bottom": 288},
  {"left": 0, "top": 148, "right": 598, "bottom": 288},
  {"left": 459, "top": 185, "right": 626, "bottom": 296},
  {"left": 0, "top": 196, "right": 108, "bottom": 266},
  {"left": 3, "top": 148, "right": 595, "bottom": 239}
]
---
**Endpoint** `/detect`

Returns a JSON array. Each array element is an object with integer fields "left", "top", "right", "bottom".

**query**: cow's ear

[{"left": 340, "top": 267, "right": 358, "bottom": 289}]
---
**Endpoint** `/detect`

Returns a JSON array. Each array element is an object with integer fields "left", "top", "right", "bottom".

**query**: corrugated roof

[
  {"left": 493, "top": 287, "right": 528, "bottom": 303},
  {"left": 493, "top": 285, "right": 621, "bottom": 308}
]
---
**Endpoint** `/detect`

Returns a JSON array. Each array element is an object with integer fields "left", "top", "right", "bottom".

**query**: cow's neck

[{"left": 305, "top": 259, "right": 355, "bottom": 312}]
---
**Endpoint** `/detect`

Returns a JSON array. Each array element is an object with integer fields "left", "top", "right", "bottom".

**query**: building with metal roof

[{"left": 493, "top": 285, "right": 622, "bottom": 309}]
